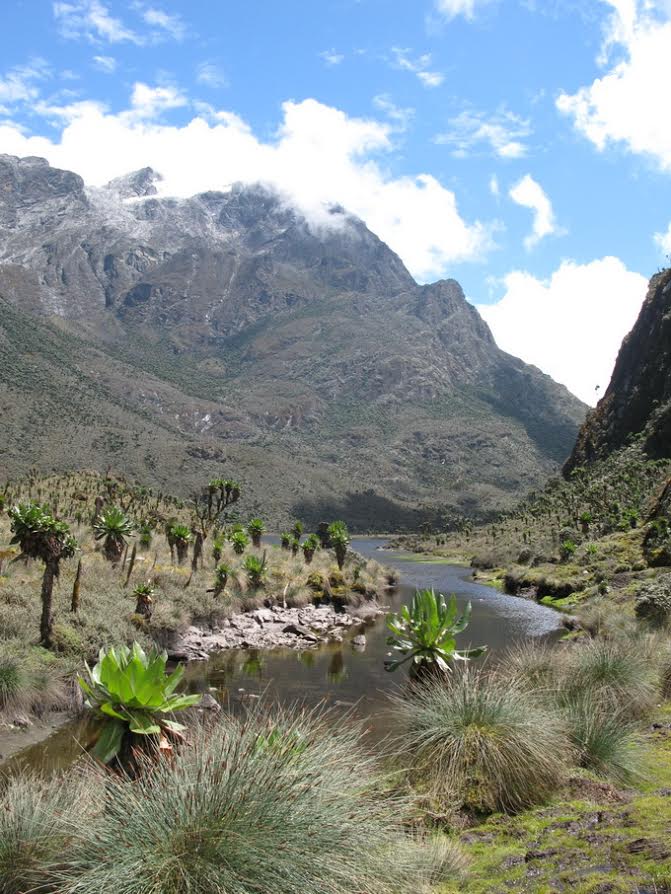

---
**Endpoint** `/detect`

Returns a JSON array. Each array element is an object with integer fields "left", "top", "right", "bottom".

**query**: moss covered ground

[{"left": 442, "top": 704, "right": 671, "bottom": 893}]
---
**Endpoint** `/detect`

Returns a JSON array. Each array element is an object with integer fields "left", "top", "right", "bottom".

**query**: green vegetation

[
  {"left": 385, "top": 588, "right": 486, "bottom": 675},
  {"left": 243, "top": 553, "right": 267, "bottom": 589},
  {"left": 393, "top": 670, "right": 567, "bottom": 813},
  {"left": 93, "top": 506, "right": 134, "bottom": 563},
  {"left": 79, "top": 643, "right": 201, "bottom": 766},
  {"left": 8, "top": 502, "right": 77, "bottom": 647},
  {"left": 166, "top": 522, "right": 192, "bottom": 565},
  {"left": 0, "top": 470, "right": 390, "bottom": 723},
  {"left": 0, "top": 708, "right": 462, "bottom": 894},
  {"left": 247, "top": 517, "right": 266, "bottom": 547},
  {"left": 328, "top": 520, "right": 350, "bottom": 569}
]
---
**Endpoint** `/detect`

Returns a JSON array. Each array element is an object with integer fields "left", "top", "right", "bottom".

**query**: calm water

[{"left": 3, "top": 539, "right": 562, "bottom": 771}]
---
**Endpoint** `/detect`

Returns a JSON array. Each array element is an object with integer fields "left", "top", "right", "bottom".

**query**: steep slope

[
  {"left": 0, "top": 154, "right": 586, "bottom": 529},
  {"left": 566, "top": 267, "right": 671, "bottom": 472}
]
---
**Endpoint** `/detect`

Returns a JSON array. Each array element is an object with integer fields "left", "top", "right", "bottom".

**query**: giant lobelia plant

[
  {"left": 79, "top": 643, "right": 201, "bottom": 768},
  {"left": 385, "top": 588, "right": 487, "bottom": 676}
]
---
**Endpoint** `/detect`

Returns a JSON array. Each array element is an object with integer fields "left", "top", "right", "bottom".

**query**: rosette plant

[
  {"left": 302, "top": 533, "right": 320, "bottom": 564},
  {"left": 247, "top": 518, "right": 266, "bottom": 548},
  {"left": 328, "top": 521, "right": 350, "bottom": 570},
  {"left": 167, "top": 523, "right": 192, "bottom": 564},
  {"left": 79, "top": 643, "right": 201, "bottom": 769},
  {"left": 9, "top": 502, "right": 77, "bottom": 647},
  {"left": 93, "top": 506, "right": 134, "bottom": 563},
  {"left": 385, "top": 588, "right": 487, "bottom": 677},
  {"left": 230, "top": 530, "right": 249, "bottom": 555}
]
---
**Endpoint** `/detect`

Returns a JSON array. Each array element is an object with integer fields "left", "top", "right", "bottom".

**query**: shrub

[
  {"left": 560, "top": 539, "right": 577, "bottom": 561},
  {"left": 392, "top": 671, "right": 568, "bottom": 813},
  {"left": 247, "top": 518, "right": 266, "bottom": 548},
  {"left": 328, "top": 521, "right": 350, "bottom": 570},
  {"left": 79, "top": 643, "right": 201, "bottom": 766},
  {"left": 58, "top": 709, "right": 458, "bottom": 893},
  {"left": 244, "top": 553, "right": 267, "bottom": 589},
  {"left": 635, "top": 574, "right": 671, "bottom": 627},
  {"left": 93, "top": 506, "right": 134, "bottom": 563},
  {"left": 230, "top": 530, "right": 249, "bottom": 555}
]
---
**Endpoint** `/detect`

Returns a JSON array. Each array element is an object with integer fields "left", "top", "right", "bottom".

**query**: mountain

[
  {"left": 566, "top": 267, "right": 671, "bottom": 474},
  {"left": 0, "top": 154, "right": 586, "bottom": 529}
]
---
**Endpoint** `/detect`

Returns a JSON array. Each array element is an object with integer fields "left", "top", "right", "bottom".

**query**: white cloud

[
  {"left": 92, "top": 55, "right": 117, "bottom": 73},
  {"left": 53, "top": 0, "right": 141, "bottom": 43},
  {"left": 372, "top": 94, "right": 415, "bottom": 131},
  {"left": 489, "top": 174, "right": 500, "bottom": 197},
  {"left": 196, "top": 62, "right": 228, "bottom": 89},
  {"left": 436, "top": 107, "right": 531, "bottom": 158},
  {"left": 0, "top": 60, "right": 50, "bottom": 106},
  {"left": 391, "top": 48, "right": 444, "bottom": 88},
  {"left": 126, "top": 82, "right": 187, "bottom": 119},
  {"left": 654, "top": 221, "right": 671, "bottom": 254},
  {"left": 435, "top": 0, "right": 494, "bottom": 20},
  {"left": 557, "top": 1, "right": 671, "bottom": 170},
  {"left": 320, "top": 49, "right": 344, "bottom": 66},
  {"left": 477, "top": 257, "right": 648, "bottom": 404},
  {"left": 0, "top": 93, "right": 490, "bottom": 282},
  {"left": 53, "top": 0, "right": 186, "bottom": 45},
  {"left": 139, "top": 6, "right": 186, "bottom": 40},
  {"left": 509, "top": 174, "right": 558, "bottom": 250}
]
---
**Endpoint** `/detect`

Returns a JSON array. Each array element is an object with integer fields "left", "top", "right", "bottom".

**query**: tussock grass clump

[
  {"left": 564, "top": 697, "right": 643, "bottom": 784},
  {"left": 0, "top": 772, "right": 92, "bottom": 894},
  {"left": 57, "top": 708, "right": 460, "bottom": 894},
  {"left": 0, "top": 654, "right": 25, "bottom": 710},
  {"left": 498, "top": 639, "right": 562, "bottom": 695},
  {"left": 392, "top": 671, "right": 568, "bottom": 813},
  {"left": 0, "top": 645, "right": 70, "bottom": 715},
  {"left": 560, "top": 638, "right": 658, "bottom": 719}
]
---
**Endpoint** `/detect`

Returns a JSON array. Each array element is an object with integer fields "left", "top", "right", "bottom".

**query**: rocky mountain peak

[
  {"left": 105, "top": 166, "right": 162, "bottom": 199},
  {"left": 565, "top": 267, "right": 671, "bottom": 473},
  {"left": 0, "top": 153, "right": 87, "bottom": 228},
  {"left": 0, "top": 153, "right": 587, "bottom": 527}
]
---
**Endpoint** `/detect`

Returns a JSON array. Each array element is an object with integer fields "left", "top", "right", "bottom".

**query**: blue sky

[{"left": 1, "top": 0, "right": 670, "bottom": 403}]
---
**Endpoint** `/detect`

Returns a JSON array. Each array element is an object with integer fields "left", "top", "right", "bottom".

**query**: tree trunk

[
  {"left": 40, "top": 558, "right": 57, "bottom": 647},
  {"left": 71, "top": 558, "right": 82, "bottom": 613}
]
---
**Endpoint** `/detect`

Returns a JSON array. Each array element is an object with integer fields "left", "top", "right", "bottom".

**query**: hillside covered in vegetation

[{"left": 0, "top": 154, "right": 586, "bottom": 531}]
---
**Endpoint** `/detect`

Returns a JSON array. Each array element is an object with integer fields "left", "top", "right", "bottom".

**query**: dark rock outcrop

[{"left": 566, "top": 268, "right": 671, "bottom": 473}]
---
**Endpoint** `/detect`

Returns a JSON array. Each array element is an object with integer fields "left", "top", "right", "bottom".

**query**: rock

[
  {"left": 199, "top": 693, "right": 221, "bottom": 712},
  {"left": 12, "top": 714, "right": 32, "bottom": 729},
  {"left": 252, "top": 609, "right": 275, "bottom": 625},
  {"left": 282, "top": 623, "right": 321, "bottom": 643}
]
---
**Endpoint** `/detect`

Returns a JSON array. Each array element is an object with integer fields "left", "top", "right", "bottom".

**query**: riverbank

[{"left": 169, "top": 601, "right": 384, "bottom": 660}]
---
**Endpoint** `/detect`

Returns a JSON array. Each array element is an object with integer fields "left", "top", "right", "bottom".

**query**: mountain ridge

[{"left": 0, "top": 153, "right": 586, "bottom": 529}]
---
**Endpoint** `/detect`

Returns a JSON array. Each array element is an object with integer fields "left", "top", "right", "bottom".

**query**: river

[{"left": 2, "top": 538, "right": 563, "bottom": 772}]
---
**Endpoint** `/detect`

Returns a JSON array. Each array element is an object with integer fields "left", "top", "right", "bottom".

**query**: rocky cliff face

[
  {"left": 566, "top": 268, "right": 671, "bottom": 474},
  {"left": 0, "top": 154, "right": 587, "bottom": 528}
]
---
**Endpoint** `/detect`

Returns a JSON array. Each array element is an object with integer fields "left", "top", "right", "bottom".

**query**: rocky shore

[{"left": 169, "top": 602, "right": 387, "bottom": 661}]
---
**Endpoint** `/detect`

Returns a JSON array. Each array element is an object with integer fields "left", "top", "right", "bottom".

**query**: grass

[
  {"left": 441, "top": 704, "right": 671, "bottom": 894},
  {"left": 392, "top": 670, "right": 569, "bottom": 814},
  {"left": 564, "top": 697, "right": 644, "bottom": 783},
  {"left": 0, "top": 771, "right": 93, "bottom": 894},
  {"left": 560, "top": 637, "right": 658, "bottom": 718},
  {"left": 0, "top": 707, "right": 465, "bottom": 894},
  {"left": 0, "top": 472, "right": 390, "bottom": 719}
]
